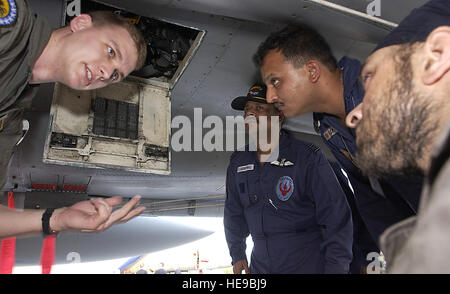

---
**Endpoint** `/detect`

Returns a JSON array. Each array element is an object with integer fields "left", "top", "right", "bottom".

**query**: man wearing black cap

[
  {"left": 223, "top": 84, "right": 353, "bottom": 274},
  {"left": 252, "top": 5, "right": 427, "bottom": 274},
  {"left": 346, "top": 0, "right": 450, "bottom": 273}
]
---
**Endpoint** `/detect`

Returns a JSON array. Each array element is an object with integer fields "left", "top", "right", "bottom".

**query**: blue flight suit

[
  {"left": 329, "top": 161, "right": 379, "bottom": 274},
  {"left": 224, "top": 131, "right": 353, "bottom": 274},
  {"left": 313, "top": 57, "right": 424, "bottom": 271}
]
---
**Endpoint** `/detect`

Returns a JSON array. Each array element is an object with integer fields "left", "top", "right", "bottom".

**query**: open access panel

[{"left": 43, "top": 0, "right": 205, "bottom": 175}]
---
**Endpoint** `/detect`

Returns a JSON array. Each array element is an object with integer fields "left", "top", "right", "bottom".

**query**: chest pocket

[
  {"left": 270, "top": 174, "right": 318, "bottom": 233},
  {"left": 237, "top": 173, "right": 259, "bottom": 208}
]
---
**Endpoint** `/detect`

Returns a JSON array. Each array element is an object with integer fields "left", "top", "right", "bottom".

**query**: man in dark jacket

[
  {"left": 253, "top": 22, "right": 424, "bottom": 273},
  {"left": 345, "top": 0, "right": 450, "bottom": 273},
  {"left": 224, "top": 84, "right": 353, "bottom": 274}
]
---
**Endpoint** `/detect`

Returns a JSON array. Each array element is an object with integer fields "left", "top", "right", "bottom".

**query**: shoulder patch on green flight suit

[{"left": 0, "top": 0, "right": 17, "bottom": 26}]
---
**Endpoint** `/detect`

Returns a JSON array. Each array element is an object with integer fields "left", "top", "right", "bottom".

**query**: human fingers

[
  {"left": 59, "top": 198, "right": 110, "bottom": 232},
  {"left": 110, "top": 195, "right": 143, "bottom": 222},
  {"left": 104, "top": 196, "right": 124, "bottom": 207},
  {"left": 70, "top": 199, "right": 97, "bottom": 214},
  {"left": 100, "top": 196, "right": 144, "bottom": 230},
  {"left": 97, "top": 206, "right": 146, "bottom": 232},
  {"left": 113, "top": 205, "right": 146, "bottom": 224},
  {"left": 233, "top": 264, "right": 242, "bottom": 274},
  {"left": 233, "top": 260, "right": 246, "bottom": 274},
  {"left": 93, "top": 197, "right": 113, "bottom": 216},
  {"left": 88, "top": 198, "right": 113, "bottom": 230},
  {"left": 243, "top": 262, "right": 250, "bottom": 274}
]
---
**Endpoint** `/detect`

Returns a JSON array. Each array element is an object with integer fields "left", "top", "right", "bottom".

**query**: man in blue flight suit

[
  {"left": 252, "top": 23, "right": 424, "bottom": 273},
  {"left": 224, "top": 84, "right": 353, "bottom": 274}
]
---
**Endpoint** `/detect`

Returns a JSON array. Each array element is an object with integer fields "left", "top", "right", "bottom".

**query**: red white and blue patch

[
  {"left": 0, "top": 0, "right": 17, "bottom": 26},
  {"left": 276, "top": 176, "right": 294, "bottom": 201}
]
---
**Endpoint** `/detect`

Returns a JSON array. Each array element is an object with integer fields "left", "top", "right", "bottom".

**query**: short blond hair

[{"left": 87, "top": 11, "right": 147, "bottom": 70}]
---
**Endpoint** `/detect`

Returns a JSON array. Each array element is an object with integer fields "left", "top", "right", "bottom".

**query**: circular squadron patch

[
  {"left": 276, "top": 176, "right": 294, "bottom": 201},
  {"left": 0, "top": 0, "right": 17, "bottom": 26}
]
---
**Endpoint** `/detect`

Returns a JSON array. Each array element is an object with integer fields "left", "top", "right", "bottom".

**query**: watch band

[{"left": 41, "top": 208, "right": 58, "bottom": 235}]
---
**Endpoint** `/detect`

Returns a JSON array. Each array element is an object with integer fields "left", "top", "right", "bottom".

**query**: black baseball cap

[
  {"left": 231, "top": 84, "right": 268, "bottom": 111},
  {"left": 374, "top": 0, "right": 450, "bottom": 52}
]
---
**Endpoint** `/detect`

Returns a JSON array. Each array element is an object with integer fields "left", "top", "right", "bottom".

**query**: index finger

[
  {"left": 104, "top": 196, "right": 124, "bottom": 207},
  {"left": 105, "top": 195, "right": 141, "bottom": 207},
  {"left": 103, "top": 195, "right": 144, "bottom": 229}
]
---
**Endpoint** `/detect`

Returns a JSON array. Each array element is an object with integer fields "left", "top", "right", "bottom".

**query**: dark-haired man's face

[
  {"left": 261, "top": 50, "right": 316, "bottom": 117},
  {"left": 348, "top": 45, "right": 435, "bottom": 177},
  {"left": 243, "top": 101, "right": 282, "bottom": 136},
  {"left": 59, "top": 15, "right": 138, "bottom": 90},
  {"left": 243, "top": 101, "right": 281, "bottom": 124}
]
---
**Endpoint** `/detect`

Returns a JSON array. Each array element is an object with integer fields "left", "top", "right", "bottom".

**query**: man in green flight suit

[{"left": 0, "top": 0, "right": 148, "bottom": 238}]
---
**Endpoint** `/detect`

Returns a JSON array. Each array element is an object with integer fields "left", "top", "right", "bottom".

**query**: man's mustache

[
  {"left": 244, "top": 115, "right": 257, "bottom": 123},
  {"left": 274, "top": 102, "right": 284, "bottom": 111}
]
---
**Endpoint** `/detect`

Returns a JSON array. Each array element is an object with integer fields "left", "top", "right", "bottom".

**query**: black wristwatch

[{"left": 41, "top": 208, "right": 58, "bottom": 236}]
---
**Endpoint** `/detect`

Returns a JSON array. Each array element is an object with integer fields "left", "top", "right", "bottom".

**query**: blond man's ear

[{"left": 69, "top": 14, "right": 93, "bottom": 32}]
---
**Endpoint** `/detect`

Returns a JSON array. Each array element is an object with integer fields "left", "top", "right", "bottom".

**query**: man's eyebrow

[
  {"left": 110, "top": 40, "right": 125, "bottom": 80},
  {"left": 111, "top": 40, "right": 123, "bottom": 61},
  {"left": 359, "top": 62, "right": 367, "bottom": 85},
  {"left": 263, "top": 73, "right": 274, "bottom": 84}
]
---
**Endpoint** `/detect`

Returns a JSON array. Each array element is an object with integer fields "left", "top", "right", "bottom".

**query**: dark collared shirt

[
  {"left": 224, "top": 131, "right": 353, "bottom": 274},
  {"left": 313, "top": 56, "right": 424, "bottom": 250}
]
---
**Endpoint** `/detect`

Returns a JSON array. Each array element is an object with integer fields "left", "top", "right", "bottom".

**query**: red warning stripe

[
  {"left": 0, "top": 191, "right": 58, "bottom": 274},
  {"left": 62, "top": 185, "right": 87, "bottom": 192},
  {"left": 32, "top": 183, "right": 57, "bottom": 191},
  {"left": 40, "top": 235, "right": 56, "bottom": 274},
  {"left": 0, "top": 192, "right": 16, "bottom": 274},
  {"left": 32, "top": 184, "right": 87, "bottom": 192}
]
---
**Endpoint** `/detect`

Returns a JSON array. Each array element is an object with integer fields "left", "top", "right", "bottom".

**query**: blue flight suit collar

[
  {"left": 313, "top": 56, "right": 364, "bottom": 144},
  {"left": 247, "top": 129, "right": 291, "bottom": 167}
]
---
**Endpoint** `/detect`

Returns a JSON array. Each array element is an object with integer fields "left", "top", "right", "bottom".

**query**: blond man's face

[{"left": 59, "top": 16, "right": 138, "bottom": 90}]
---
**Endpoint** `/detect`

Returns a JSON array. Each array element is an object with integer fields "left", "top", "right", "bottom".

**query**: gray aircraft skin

[{"left": 1, "top": 0, "right": 427, "bottom": 266}]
